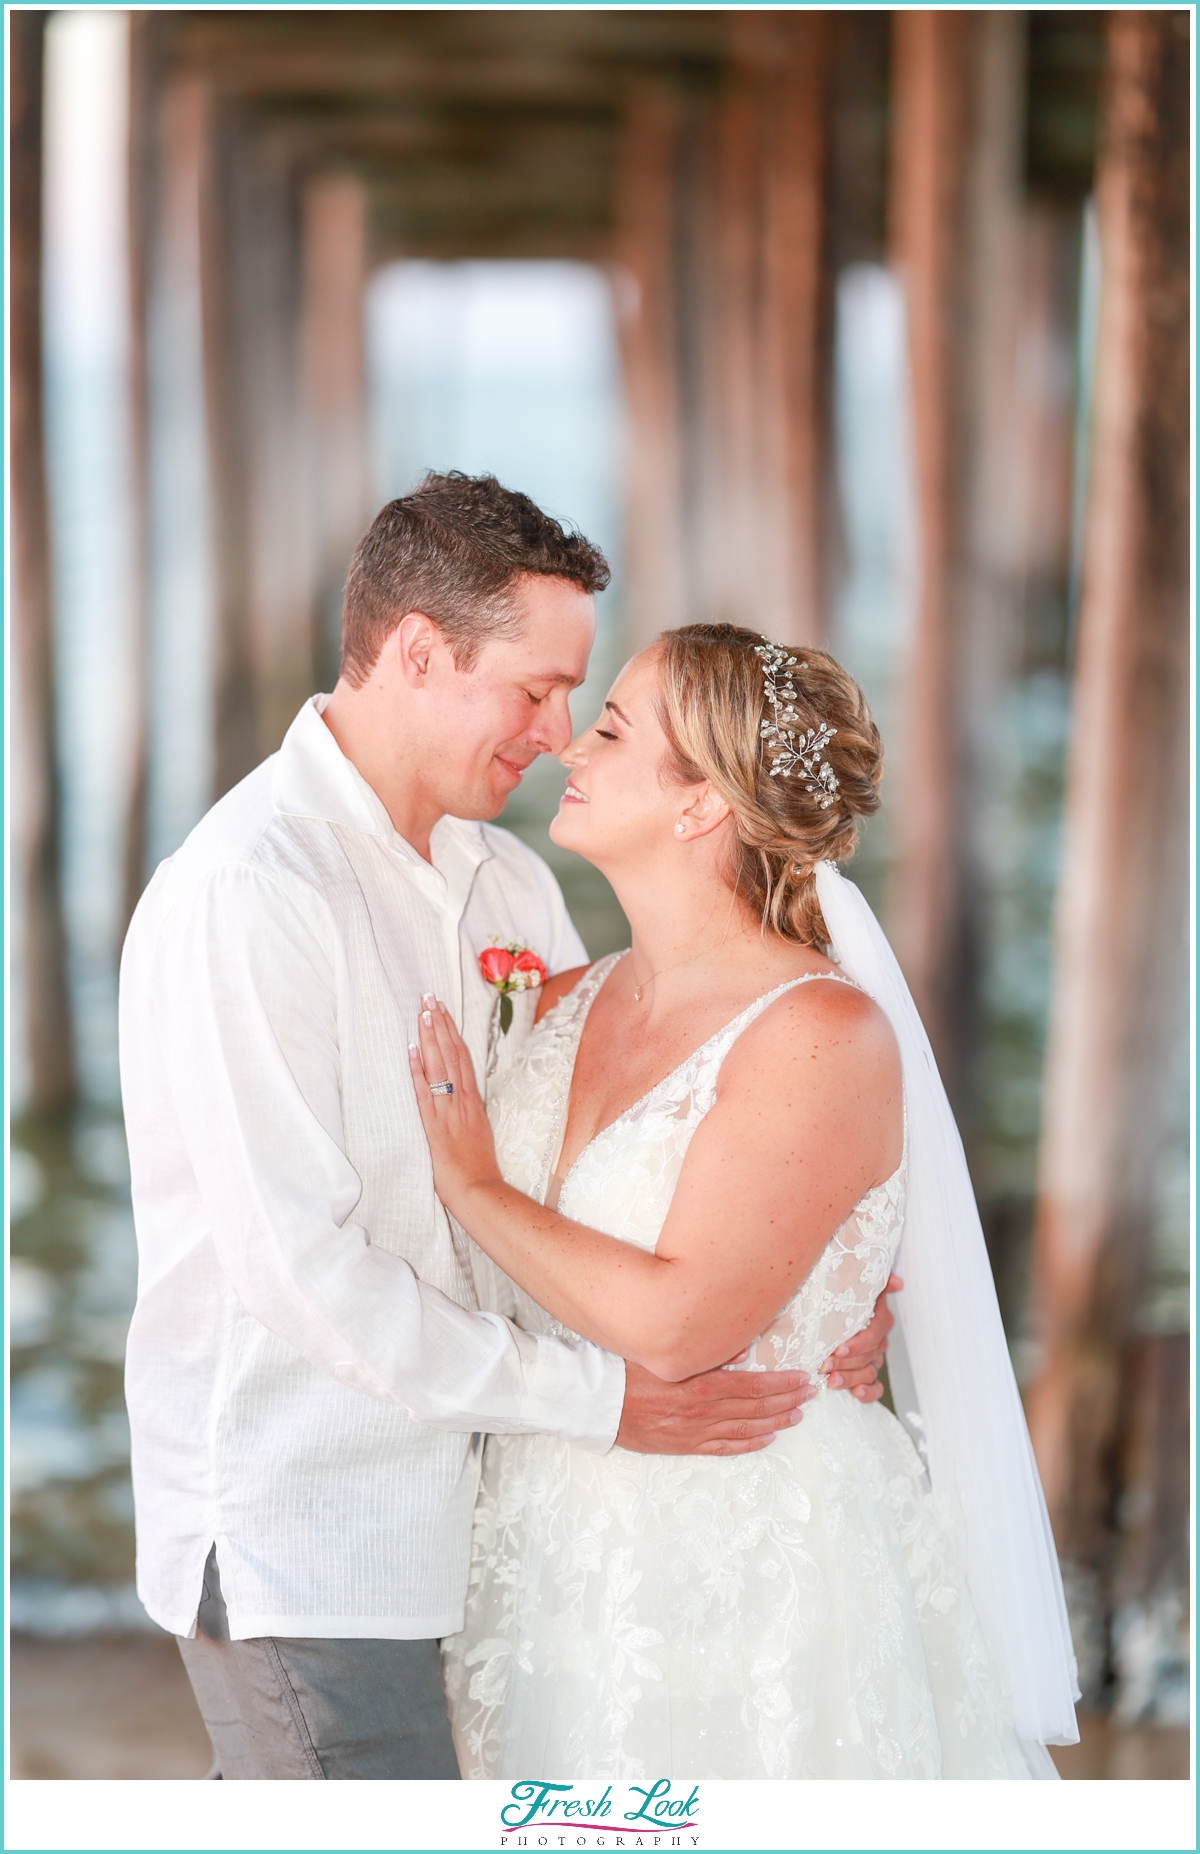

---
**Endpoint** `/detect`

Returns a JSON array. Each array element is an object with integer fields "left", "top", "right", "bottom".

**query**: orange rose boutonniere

[{"left": 478, "top": 939, "right": 549, "bottom": 1034}]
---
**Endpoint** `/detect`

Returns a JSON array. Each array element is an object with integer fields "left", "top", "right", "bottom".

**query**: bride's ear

[{"left": 675, "top": 786, "right": 732, "bottom": 841}]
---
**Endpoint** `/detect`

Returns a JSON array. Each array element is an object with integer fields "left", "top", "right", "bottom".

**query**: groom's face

[{"left": 423, "top": 573, "right": 596, "bottom": 820}]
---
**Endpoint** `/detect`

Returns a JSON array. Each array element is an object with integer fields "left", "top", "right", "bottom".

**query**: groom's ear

[{"left": 394, "top": 613, "right": 438, "bottom": 687}]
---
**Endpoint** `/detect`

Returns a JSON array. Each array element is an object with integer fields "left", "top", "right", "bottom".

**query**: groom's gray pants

[{"left": 175, "top": 1547, "right": 460, "bottom": 1779}]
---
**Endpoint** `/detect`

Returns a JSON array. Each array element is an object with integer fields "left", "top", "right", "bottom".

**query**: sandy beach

[{"left": 9, "top": 1632, "right": 1188, "bottom": 1781}]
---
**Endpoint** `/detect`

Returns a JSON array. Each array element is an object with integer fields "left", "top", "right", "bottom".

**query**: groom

[{"left": 119, "top": 471, "right": 894, "bottom": 1780}]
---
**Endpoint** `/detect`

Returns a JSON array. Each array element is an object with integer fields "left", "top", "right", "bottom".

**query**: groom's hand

[
  {"left": 617, "top": 1272, "right": 903, "bottom": 1451},
  {"left": 818, "top": 1271, "right": 903, "bottom": 1399},
  {"left": 616, "top": 1362, "right": 816, "bottom": 1456}
]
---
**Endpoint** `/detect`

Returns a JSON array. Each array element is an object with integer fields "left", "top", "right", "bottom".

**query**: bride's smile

[{"left": 548, "top": 652, "right": 692, "bottom": 871}]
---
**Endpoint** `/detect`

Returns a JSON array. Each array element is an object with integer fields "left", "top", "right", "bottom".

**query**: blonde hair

[{"left": 654, "top": 623, "right": 883, "bottom": 947}]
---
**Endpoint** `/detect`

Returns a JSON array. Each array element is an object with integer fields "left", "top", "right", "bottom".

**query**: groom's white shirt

[{"left": 120, "top": 695, "right": 624, "bottom": 1641}]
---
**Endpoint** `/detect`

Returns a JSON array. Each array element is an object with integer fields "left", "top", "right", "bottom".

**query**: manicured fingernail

[
  {"left": 422, "top": 993, "right": 436, "bottom": 1007},
  {"left": 835, "top": 1345, "right": 849, "bottom": 1357},
  {"left": 408, "top": 1043, "right": 419, "bottom": 1056},
  {"left": 828, "top": 1372, "right": 842, "bottom": 1388},
  {"left": 789, "top": 1408, "right": 804, "bottom": 1424},
  {"left": 803, "top": 1386, "right": 818, "bottom": 1401},
  {"left": 422, "top": 1010, "right": 433, "bottom": 1027}
]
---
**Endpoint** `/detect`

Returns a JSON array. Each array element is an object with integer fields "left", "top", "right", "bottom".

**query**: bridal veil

[{"left": 816, "top": 861, "right": 1080, "bottom": 1747}]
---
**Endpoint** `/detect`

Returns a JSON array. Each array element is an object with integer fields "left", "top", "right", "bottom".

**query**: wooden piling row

[
  {"left": 10, "top": 10, "right": 75, "bottom": 1113},
  {"left": 1025, "top": 9, "right": 1191, "bottom": 1696},
  {"left": 614, "top": 16, "right": 832, "bottom": 650},
  {"left": 886, "top": 10, "right": 1031, "bottom": 1104}
]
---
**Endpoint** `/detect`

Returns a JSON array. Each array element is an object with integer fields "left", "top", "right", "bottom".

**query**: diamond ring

[{"left": 428, "top": 1080, "right": 454, "bottom": 1096}]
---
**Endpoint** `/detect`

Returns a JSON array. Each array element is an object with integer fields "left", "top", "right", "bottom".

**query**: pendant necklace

[
  {"left": 629, "top": 893, "right": 740, "bottom": 1003},
  {"left": 631, "top": 943, "right": 714, "bottom": 1004}
]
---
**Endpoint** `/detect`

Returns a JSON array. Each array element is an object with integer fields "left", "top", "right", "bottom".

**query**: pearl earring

[{"left": 674, "top": 823, "right": 685, "bottom": 835}]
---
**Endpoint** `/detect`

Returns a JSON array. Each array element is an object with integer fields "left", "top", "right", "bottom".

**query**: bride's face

[{"left": 549, "top": 648, "right": 700, "bottom": 869}]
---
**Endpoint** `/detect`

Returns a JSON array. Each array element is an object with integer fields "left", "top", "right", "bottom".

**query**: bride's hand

[{"left": 409, "top": 997, "right": 502, "bottom": 1214}]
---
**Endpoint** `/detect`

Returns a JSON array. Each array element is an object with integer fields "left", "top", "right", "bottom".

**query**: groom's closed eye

[{"left": 524, "top": 677, "right": 583, "bottom": 706}]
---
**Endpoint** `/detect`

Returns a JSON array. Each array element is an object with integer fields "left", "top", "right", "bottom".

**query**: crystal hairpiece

[{"left": 753, "top": 643, "right": 839, "bottom": 808}]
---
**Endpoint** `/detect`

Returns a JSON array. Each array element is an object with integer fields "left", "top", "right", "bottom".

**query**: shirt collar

[{"left": 271, "top": 696, "right": 494, "bottom": 883}]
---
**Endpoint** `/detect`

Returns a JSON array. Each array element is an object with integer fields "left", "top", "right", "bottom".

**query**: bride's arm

[{"left": 411, "top": 985, "right": 902, "bottom": 1382}]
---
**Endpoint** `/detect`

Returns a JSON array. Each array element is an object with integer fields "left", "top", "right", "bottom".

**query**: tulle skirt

[{"left": 443, "top": 1390, "right": 1059, "bottom": 1780}]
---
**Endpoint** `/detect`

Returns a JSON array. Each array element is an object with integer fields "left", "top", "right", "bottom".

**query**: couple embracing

[{"left": 120, "top": 472, "right": 1079, "bottom": 1781}]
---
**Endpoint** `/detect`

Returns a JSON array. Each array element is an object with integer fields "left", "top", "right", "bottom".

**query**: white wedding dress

[{"left": 444, "top": 955, "right": 1058, "bottom": 1780}]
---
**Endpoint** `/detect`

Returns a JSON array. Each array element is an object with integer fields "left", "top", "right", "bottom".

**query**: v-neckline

[{"left": 541, "top": 957, "right": 858, "bottom": 1210}]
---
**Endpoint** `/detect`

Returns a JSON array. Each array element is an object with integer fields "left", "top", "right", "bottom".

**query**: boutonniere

[{"left": 478, "top": 938, "right": 549, "bottom": 1034}]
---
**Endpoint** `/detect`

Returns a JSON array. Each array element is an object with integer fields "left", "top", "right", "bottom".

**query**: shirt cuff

[{"left": 523, "top": 1333, "right": 626, "bottom": 1454}]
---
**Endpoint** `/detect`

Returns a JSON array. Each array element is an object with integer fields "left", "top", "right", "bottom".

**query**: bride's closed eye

[{"left": 595, "top": 728, "right": 618, "bottom": 741}]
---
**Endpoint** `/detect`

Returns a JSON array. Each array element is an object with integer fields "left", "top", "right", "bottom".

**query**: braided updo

[{"left": 654, "top": 623, "right": 883, "bottom": 947}]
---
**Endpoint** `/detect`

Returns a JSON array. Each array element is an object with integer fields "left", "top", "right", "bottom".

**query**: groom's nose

[{"left": 526, "top": 688, "right": 575, "bottom": 756}]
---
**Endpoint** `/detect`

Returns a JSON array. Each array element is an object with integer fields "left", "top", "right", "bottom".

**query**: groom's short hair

[{"left": 339, "top": 472, "right": 611, "bottom": 683}]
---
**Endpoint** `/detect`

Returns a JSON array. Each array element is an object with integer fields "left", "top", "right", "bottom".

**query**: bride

[{"left": 410, "top": 623, "right": 1079, "bottom": 1780}]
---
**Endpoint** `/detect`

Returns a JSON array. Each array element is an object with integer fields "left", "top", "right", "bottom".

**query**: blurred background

[{"left": 9, "top": 7, "right": 1190, "bottom": 1780}]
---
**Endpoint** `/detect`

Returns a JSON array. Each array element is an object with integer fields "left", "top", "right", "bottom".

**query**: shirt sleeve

[{"left": 150, "top": 861, "right": 624, "bottom": 1451}]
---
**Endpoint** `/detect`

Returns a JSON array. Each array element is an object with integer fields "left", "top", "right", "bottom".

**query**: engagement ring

[{"left": 428, "top": 1080, "right": 454, "bottom": 1095}]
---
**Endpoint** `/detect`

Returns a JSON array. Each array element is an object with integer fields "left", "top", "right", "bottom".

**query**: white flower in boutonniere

[{"left": 478, "top": 938, "right": 549, "bottom": 1034}]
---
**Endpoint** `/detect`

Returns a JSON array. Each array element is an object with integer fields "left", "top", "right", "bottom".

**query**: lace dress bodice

[
  {"left": 484, "top": 952, "right": 907, "bottom": 1378},
  {"left": 447, "top": 956, "right": 1053, "bottom": 1783}
]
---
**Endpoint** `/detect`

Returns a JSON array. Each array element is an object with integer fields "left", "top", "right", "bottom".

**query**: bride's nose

[{"left": 560, "top": 734, "right": 587, "bottom": 769}]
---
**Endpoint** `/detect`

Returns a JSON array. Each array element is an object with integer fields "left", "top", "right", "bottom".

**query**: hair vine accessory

[{"left": 753, "top": 643, "right": 839, "bottom": 807}]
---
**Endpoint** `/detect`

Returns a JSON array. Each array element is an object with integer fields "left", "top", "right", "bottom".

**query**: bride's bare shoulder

[
  {"left": 534, "top": 963, "right": 591, "bottom": 1022},
  {"left": 722, "top": 970, "right": 900, "bottom": 1094}
]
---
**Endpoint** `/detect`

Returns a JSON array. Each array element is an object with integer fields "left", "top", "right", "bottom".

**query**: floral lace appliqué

[{"left": 444, "top": 962, "right": 1055, "bottom": 1783}]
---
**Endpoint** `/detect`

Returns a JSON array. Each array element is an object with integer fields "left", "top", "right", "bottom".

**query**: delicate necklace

[
  {"left": 628, "top": 891, "right": 741, "bottom": 1004},
  {"left": 630, "top": 942, "right": 717, "bottom": 1004}
]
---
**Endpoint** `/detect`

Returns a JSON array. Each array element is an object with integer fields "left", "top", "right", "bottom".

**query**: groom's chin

[
  {"left": 442, "top": 785, "right": 510, "bottom": 823},
  {"left": 457, "top": 767, "right": 525, "bottom": 821}
]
